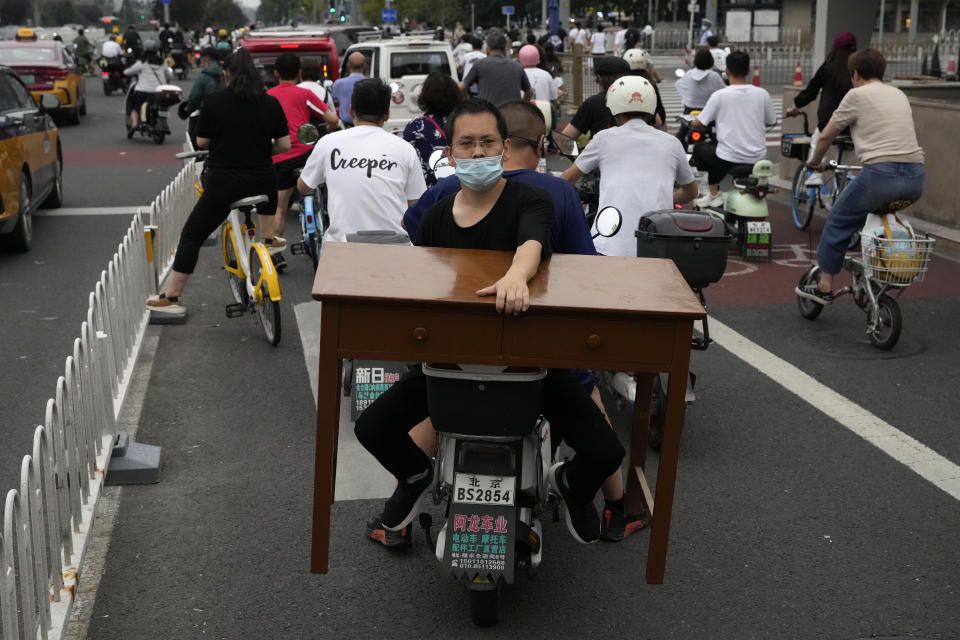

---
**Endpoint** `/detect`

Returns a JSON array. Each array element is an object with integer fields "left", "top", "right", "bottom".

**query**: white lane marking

[
  {"left": 35, "top": 206, "right": 148, "bottom": 217},
  {"left": 294, "top": 301, "right": 394, "bottom": 501},
  {"left": 710, "top": 317, "right": 960, "bottom": 501},
  {"left": 721, "top": 258, "right": 758, "bottom": 277}
]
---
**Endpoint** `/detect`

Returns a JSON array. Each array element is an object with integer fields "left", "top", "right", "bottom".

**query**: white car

[{"left": 341, "top": 37, "right": 458, "bottom": 136}]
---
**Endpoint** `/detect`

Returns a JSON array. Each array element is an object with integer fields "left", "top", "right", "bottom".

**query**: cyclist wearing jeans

[
  {"left": 146, "top": 49, "right": 290, "bottom": 316},
  {"left": 797, "top": 48, "right": 925, "bottom": 306},
  {"left": 356, "top": 98, "right": 625, "bottom": 547}
]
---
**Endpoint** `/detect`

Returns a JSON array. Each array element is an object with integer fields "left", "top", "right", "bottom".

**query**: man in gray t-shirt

[{"left": 460, "top": 32, "right": 533, "bottom": 106}]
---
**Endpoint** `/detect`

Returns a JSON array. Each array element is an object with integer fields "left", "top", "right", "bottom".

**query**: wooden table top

[{"left": 311, "top": 243, "right": 705, "bottom": 319}]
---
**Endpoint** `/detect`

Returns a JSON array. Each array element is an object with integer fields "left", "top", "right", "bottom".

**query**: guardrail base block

[
  {"left": 106, "top": 433, "right": 162, "bottom": 485},
  {"left": 149, "top": 308, "right": 187, "bottom": 325}
]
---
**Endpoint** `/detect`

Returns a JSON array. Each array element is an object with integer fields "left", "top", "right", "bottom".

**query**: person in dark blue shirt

[
  {"left": 404, "top": 102, "right": 596, "bottom": 256},
  {"left": 403, "top": 100, "right": 646, "bottom": 542}
]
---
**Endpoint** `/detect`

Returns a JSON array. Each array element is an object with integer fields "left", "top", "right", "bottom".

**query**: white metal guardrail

[{"left": 0, "top": 162, "right": 197, "bottom": 640}]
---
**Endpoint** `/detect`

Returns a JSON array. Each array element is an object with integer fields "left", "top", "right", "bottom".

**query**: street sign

[
  {"left": 502, "top": 5, "right": 515, "bottom": 15},
  {"left": 161, "top": 0, "right": 170, "bottom": 4},
  {"left": 688, "top": 2, "right": 699, "bottom": 11},
  {"left": 382, "top": 8, "right": 397, "bottom": 22}
]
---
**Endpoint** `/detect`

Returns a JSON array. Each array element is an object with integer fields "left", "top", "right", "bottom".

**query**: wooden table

[{"left": 311, "top": 243, "right": 705, "bottom": 583}]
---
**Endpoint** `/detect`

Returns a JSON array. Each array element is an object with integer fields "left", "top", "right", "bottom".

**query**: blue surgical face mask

[{"left": 454, "top": 153, "right": 504, "bottom": 191}]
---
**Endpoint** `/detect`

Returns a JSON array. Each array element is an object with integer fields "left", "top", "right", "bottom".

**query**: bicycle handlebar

[
  {"left": 175, "top": 150, "right": 209, "bottom": 159},
  {"left": 827, "top": 159, "right": 862, "bottom": 172},
  {"left": 784, "top": 109, "right": 812, "bottom": 136}
]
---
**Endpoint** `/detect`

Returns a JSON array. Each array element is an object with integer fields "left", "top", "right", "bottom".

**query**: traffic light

[
  {"left": 340, "top": 14, "right": 346, "bottom": 22},
  {"left": 329, "top": 7, "right": 336, "bottom": 12}
]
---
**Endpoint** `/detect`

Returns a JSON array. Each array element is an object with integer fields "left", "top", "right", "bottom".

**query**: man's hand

[
  {"left": 690, "top": 117, "right": 704, "bottom": 131},
  {"left": 477, "top": 272, "right": 530, "bottom": 315},
  {"left": 785, "top": 106, "right": 800, "bottom": 117}
]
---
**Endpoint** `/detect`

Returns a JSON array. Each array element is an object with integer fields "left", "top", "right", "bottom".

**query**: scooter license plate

[{"left": 453, "top": 474, "right": 516, "bottom": 506}]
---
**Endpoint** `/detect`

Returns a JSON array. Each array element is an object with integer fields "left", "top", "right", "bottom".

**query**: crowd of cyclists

[{"left": 141, "top": 19, "right": 926, "bottom": 546}]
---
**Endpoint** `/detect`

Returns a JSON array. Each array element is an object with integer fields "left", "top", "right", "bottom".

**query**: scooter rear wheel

[{"left": 469, "top": 584, "right": 501, "bottom": 627}]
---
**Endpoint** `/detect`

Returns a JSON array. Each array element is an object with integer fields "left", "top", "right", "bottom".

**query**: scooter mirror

[
  {"left": 296, "top": 123, "right": 320, "bottom": 145},
  {"left": 675, "top": 68, "right": 685, "bottom": 78},
  {"left": 595, "top": 206, "right": 622, "bottom": 238},
  {"left": 39, "top": 93, "right": 62, "bottom": 112},
  {"left": 429, "top": 148, "right": 455, "bottom": 178}
]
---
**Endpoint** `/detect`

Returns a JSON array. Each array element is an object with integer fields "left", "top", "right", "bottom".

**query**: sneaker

[
  {"left": 804, "top": 171, "right": 824, "bottom": 187},
  {"left": 600, "top": 504, "right": 650, "bottom": 542},
  {"left": 146, "top": 293, "right": 185, "bottom": 314},
  {"left": 263, "top": 236, "right": 287, "bottom": 254},
  {"left": 366, "top": 516, "right": 412, "bottom": 549},
  {"left": 548, "top": 462, "right": 600, "bottom": 544},
  {"left": 380, "top": 467, "right": 432, "bottom": 531},
  {"left": 795, "top": 282, "right": 834, "bottom": 305},
  {"left": 694, "top": 192, "right": 724, "bottom": 209},
  {"left": 272, "top": 252, "right": 288, "bottom": 273}
]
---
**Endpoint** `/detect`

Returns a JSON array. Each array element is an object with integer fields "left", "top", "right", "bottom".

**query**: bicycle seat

[
  {"left": 230, "top": 195, "right": 269, "bottom": 210},
  {"left": 878, "top": 199, "right": 914, "bottom": 212}
]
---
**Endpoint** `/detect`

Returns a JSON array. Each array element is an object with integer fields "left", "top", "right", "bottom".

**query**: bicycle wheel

[
  {"left": 868, "top": 294, "right": 902, "bottom": 350},
  {"left": 250, "top": 248, "right": 281, "bottom": 346},
  {"left": 796, "top": 267, "right": 825, "bottom": 320},
  {"left": 790, "top": 165, "right": 816, "bottom": 230},
  {"left": 223, "top": 225, "right": 248, "bottom": 305}
]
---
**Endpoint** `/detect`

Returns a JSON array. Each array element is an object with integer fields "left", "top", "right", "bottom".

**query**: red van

[{"left": 238, "top": 29, "right": 339, "bottom": 89}]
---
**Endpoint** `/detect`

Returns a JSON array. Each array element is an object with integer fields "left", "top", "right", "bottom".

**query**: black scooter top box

[{"left": 635, "top": 210, "right": 731, "bottom": 288}]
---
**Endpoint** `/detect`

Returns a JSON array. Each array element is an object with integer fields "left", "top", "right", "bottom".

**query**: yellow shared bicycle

[{"left": 177, "top": 150, "right": 283, "bottom": 345}]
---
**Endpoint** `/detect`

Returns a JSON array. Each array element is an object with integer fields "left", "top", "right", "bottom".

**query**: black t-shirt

[
  {"left": 197, "top": 89, "right": 288, "bottom": 170},
  {"left": 416, "top": 179, "right": 554, "bottom": 260},
  {"left": 570, "top": 93, "right": 615, "bottom": 137}
]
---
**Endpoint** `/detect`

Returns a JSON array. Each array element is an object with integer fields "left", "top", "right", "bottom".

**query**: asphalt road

[
  {"left": 0, "top": 74, "right": 194, "bottom": 496},
  {"left": 4, "top": 69, "right": 960, "bottom": 639}
]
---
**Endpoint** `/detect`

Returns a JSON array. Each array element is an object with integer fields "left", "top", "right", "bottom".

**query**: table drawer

[
  {"left": 503, "top": 314, "right": 677, "bottom": 367},
  {"left": 339, "top": 305, "right": 502, "bottom": 358}
]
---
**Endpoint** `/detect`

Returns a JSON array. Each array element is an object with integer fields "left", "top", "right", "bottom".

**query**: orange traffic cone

[
  {"left": 793, "top": 62, "right": 803, "bottom": 86},
  {"left": 752, "top": 65, "right": 761, "bottom": 86}
]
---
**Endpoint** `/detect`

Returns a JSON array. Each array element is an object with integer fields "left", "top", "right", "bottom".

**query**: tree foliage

[{"left": 1, "top": 0, "right": 31, "bottom": 25}]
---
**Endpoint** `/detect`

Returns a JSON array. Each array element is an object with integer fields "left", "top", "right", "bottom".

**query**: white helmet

[
  {"left": 623, "top": 48, "right": 651, "bottom": 71},
  {"left": 606, "top": 75, "right": 656, "bottom": 116}
]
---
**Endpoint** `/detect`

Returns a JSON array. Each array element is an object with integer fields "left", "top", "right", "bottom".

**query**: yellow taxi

[
  {"left": 0, "top": 28, "right": 86, "bottom": 125},
  {"left": 0, "top": 65, "right": 63, "bottom": 252}
]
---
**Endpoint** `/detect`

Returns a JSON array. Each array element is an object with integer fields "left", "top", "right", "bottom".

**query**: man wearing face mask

[
  {"left": 297, "top": 78, "right": 426, "bottom": 242},
  {"left": 356, "top": 98, "right": 625, "bottom": 547}
]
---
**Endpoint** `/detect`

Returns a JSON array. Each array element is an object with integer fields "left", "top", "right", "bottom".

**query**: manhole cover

[{"left": 789, "top": 326, "right": 926, "bottom": 360}]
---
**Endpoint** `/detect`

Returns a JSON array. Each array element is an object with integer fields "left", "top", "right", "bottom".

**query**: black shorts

[
  {"left": 129, "top": 90, "right": 152, "bottom": 114},
  {"left": 273, "top": 151, "right": 311, "bottom": 190}
]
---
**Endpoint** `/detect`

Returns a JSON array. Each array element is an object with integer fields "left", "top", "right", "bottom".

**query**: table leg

[
  {"left": 646, "top": 322, "right": 694, "bottom": 584},
  {"left": 625, "top": 373, "right": 654, "bottom": 515},
  {"left": 311, "top": 302, "right": 342, "bottom": 574}
]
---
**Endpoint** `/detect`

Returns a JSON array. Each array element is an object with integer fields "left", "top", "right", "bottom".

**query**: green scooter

[{"left": 700, "top": 159, "right": 774, "bottom": 261}]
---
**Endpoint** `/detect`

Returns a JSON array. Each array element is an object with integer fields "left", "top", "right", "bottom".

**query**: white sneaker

[
  {"left": 804, "top": 171, "right": 824, "bottom": 187},
  {"left": 694, "top": 192, "right": 724, "bottom": 209}
]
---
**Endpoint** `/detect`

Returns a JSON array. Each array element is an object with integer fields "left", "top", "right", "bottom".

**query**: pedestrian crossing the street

[{"left": 659, "top": 81, "right": 784, "bottom": 146}]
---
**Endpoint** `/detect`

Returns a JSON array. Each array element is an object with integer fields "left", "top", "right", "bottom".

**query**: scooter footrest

[
  {"left": 225, "top": 303, "right": 246, "bottom": 318},
  {"left": 290, "top": 242, "right": 306, "bottom": 255}
]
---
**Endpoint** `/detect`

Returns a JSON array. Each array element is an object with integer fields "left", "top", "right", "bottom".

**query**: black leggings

[
  {"left": 354, "top": 368, "right": 625, "bottom": 504},
  {"left": 691, "top": 141, "right": 742, "bottom": 186},
  {"left": 172, "top": 167, "right": 277, "bottom": 275}
]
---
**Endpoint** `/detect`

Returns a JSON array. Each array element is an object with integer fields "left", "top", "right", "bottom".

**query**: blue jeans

[{"left": 818, "top": 162, "right": 925, "bottom": 275}]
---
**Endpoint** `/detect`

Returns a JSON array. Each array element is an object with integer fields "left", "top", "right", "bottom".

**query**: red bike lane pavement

[{"left": 702, "top": 198, "right": 960, "bottom": 307}]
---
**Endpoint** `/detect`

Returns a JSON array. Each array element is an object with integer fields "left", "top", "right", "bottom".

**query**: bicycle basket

[
  {"left": 780, "top": 133, "right": 811, "bottom": 160},
  {"left": 860, "top": 218, "right": 935, "bottom": 286}
]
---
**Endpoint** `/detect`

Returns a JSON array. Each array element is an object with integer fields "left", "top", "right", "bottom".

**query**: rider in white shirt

[
  {"left": 690, "top": 50, "right": 776, "bottom": 208},
  {"left": 297, "top": 78, "right": 426, "bottom": 242},
  {"left": 561, "top": 76, "right": 697, "bottom": 256}
]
